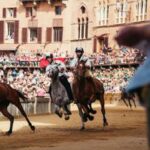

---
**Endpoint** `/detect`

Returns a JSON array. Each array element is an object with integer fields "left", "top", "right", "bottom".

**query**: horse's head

[
  {"left": 47, "top": 65, "right": 59, "bottom": 80},
  {"left": 74, "top": 60, "right": 87, "bottom": 78}
]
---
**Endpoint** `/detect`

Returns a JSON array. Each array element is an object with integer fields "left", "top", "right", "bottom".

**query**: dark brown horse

[
  {"left": 72, "top": 61, "right": 108, "bottom": 130},
  {"left": 120, "top": 87, "right": 136, "bottom": 109},
  {"left": 0, "top": 83, "right": 35, "bottom": 135}
]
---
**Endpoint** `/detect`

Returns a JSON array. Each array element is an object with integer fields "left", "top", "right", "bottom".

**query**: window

[
  {"left": 81, "top": 18, "right": 84, "bottom": 39},
  {"left": 81, "top": 6, "right": 86, "bottom": 14},
  {"left": 85, "top": 17, "right": 88, "bottom": 39},
  {"left": 6, "top": 22, "right": 14, "bottom": 40},
  {"left": 96, "top": 1, "right": 109, "bottom": 26},
  {"left": 26, "top": 7, "right": 36, "bottom": 17},
  {"left": 136, "top": 0, "right": 148, "bottom": 21},
  {"left": 7, "top": 8, "right": 14, "bottom": 17},
  {"left": 55, "top": 6, "right": 62, "bottom": 15},
  {"left": 116, "top": 0, "right": 127, "bottom": 24},
  {"left": 53, "top": 27, "right": 63, "bottom": 42},
  {"left": 78, "top": 18, "right": 80, "bottom": 39},
  {"left": 30, "top": 28, "right": 37, "bottom": 42}
]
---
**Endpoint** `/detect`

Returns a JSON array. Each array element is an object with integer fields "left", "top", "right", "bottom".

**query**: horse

[
  {"left": 72, "top": 61, "right": 108, "bottom": 130},
  {"left": 47, "top": 65, "right": 72, "bottom": 120},
  {"left": 120, "top": 87, "right": 136, "bottom": 109},
  {"left": 0, "top": 83, "right": 35, "bottom": 135}
]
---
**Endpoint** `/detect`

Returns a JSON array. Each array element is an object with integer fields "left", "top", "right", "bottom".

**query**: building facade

[
  {"left": 93, "top": 0, "right": 150, "bottom": 53},
  {"left": 0, "top": 0, "right": 149, "bottom": 55}
]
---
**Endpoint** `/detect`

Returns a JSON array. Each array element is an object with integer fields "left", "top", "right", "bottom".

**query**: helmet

[
  {"left": 46, "top": 53, "right": 53, "bottom": 59},
  {"left": 75, "top": 47, "right": 84, "bottom": 53}
]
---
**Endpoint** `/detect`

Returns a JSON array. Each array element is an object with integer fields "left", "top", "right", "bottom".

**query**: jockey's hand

[
  {"left": 60, "top": 67, "right": 65, "bottom": 73},
  {"left": 85, "top": 65, "right": 91, "bottom": 69}
]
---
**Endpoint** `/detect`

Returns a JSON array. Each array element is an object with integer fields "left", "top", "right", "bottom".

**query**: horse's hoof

[
  {"left": 6, "top": 131, "right": 12, "bottom": 136},
  {"left": 55, "top": 110, "right": 63, "bottom": 118},
  {"left": 80, "top": 126, "right": 85, "bottom": 131},
  {"left": 31, "top": 126, "right": 35, "bottom": 131},
  {"left": 88, "top": 115, "right": 94, "bottom": 121},
  {"left": 64, "top": 115, "right": 70, "bottom": 120},
  {"left": 90, "top": 110, "right": 97, "bottom": 114}
]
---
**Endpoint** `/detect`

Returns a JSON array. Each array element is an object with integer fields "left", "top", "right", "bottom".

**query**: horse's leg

[
  {"left": 82, "top": 104, "right": 94, "bottom": 121},
  {"left": 88, "top": 103, "right": 97, "bottom": 114},
  {"left": 121, "top": 98, "right": 129, "bottom": 107},
  {"left": 128, "top": 99, "right": 132, "bottom": 109},
  {"left": 15, "top": 102, "right": 35, "bottom": 131},
  {"left": 63, "top": 104, "right": 72, "bottom": 115},
  {"left": 1, "top": 107, "right": 14, "bottom": 135},
  {"left": 62, "top": 104, "right": 70, "bottom": 120},
  {"left": 132, "top": 98, "right": 136, "bottom": 108},
  {"left": 76, "top": 103, "right": 85, "bottom": 130},
  {"left": 99, "top": 94, "right": 108, "bottom": 127},
  {"left": 55, "top": 105, "right": 63, "bottom": 118}
]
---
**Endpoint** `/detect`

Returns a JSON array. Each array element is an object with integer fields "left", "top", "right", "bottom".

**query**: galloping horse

[
  {"left": 120, "top": 87, "right": 136, "bottom": 109},
  {"left": 48, "top": 66, "right": 72, "bottom": 120},
  {"left": 72, "top": 61, "right": 108, "bottom": 130},
  {"left": 0, "top": 83, "right": 35, "bottom": 135}
]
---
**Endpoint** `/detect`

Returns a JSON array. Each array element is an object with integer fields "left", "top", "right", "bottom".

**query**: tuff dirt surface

[{"left": 0, "top": 106, "right": 148, "bottom": 150}]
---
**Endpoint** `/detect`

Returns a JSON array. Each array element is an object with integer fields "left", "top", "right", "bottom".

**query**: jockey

[
  {"left": 70, "top": 47, "right": 97, "bottom": 95},
  {"left": 46, "top": 54, "right": 73, "bottom": 102},
  {"left": 70, "top": 47, "right": 92, "bottom": 76}
]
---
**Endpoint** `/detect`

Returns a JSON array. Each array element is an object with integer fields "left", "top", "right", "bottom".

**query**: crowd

[
  {"left": 93, "top": 67, "right": 135, "bottom": 93},
  {"left": 0, "top": 65, "right": 135, "bottom": 99},
  {"left": 92, "top": 49, "right": 144, "bottom": 65},
  {"left": 0, "top": 48, "right": 144, "bottom": 68},
  {"left": 0, "top": 69, "right": 50, "bottom": 99}
]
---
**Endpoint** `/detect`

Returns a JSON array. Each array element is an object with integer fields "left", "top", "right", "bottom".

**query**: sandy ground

[{"left": 0, "top": 106, "right": 148, "bottom": 150}]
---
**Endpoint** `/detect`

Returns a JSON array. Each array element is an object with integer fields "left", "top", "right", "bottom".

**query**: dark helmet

[
  {"left": 46, "top": 53, "right": 53, "bottom": 59},
  {"left": 75, "top": 47, "right": 84, "bottom": 53}
]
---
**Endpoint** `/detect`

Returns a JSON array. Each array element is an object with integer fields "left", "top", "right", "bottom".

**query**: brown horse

[
  {"left": 0, "top": 83, "right": 35, "bottom": 135},
  {"left": 72, "top": 61, "right": 108, "bottom": 130},
  {"left": 120, "top": 87, "right": 136, "bottom": 109}
]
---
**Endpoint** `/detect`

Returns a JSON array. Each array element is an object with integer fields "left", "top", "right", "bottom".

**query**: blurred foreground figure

[{"left": 115, "top": 24, "right": 150, "bottom": 150}]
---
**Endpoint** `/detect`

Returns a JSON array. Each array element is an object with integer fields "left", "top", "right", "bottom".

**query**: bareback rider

[
  {"left": 70, "top": 47, "right": 97, "bottom": 98},
  {"left": 46, "top": 54, "right": 73, "bottom": 102}
]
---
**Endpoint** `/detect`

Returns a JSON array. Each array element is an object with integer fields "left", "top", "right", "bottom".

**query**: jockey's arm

[
  {"left": 85, "top": 59, "right": 92, "bottom": 69},
  {"left": 45, "top": 65, "right": 51, "bottom": 77}
]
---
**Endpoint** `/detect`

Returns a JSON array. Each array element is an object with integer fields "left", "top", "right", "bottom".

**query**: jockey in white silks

[
  {"left": 70, "top": 47, "right": 96, "bottom": 92},
  {"left": 70, "top": 47, "right": 92, "bottom": 76},
  {"left": 46, "top": 54, "right": 73, "bottom": 102}
]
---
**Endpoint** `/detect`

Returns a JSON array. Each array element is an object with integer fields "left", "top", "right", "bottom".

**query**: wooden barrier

[{"left": 0, "top": 93, "right": 121, "bottom": 117}]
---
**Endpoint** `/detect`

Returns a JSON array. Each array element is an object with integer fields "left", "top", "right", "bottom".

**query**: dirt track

[{"left": 0, "top": 106, "right": 148, "bottom": 150}]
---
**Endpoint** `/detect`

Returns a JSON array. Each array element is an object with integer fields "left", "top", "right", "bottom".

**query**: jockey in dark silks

[{"left": 46, "top": 54, "right": 73, "bottom": 102}]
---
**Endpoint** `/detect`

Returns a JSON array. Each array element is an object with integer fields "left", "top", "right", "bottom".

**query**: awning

[
  {"left": 18, "top": 44, "right": 44, "bottom": 54},
  {"left": 0, "top": 44, "right": 19, "bottom": 51}
]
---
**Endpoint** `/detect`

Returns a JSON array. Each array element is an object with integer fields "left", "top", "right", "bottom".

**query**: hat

[
  {"left": 46, "top": 53, "right": 53, "bottom": 59},
  {"left": 126, "top": 58, "right": 150, "bottom": 92},
  {"left": 75, "top": 47, "right": 84, "bottom": 53}
]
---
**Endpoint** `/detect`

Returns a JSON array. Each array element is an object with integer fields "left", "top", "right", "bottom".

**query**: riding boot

[{"left": 59, "top": 75, "right": 74, "bottom": 102}]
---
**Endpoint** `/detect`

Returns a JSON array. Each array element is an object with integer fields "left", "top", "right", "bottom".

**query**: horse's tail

[{"left": 16, "top": 90, "right": 28, "bottom": 102}]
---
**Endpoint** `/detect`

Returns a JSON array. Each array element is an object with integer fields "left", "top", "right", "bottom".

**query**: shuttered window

[
  {"left": 0, "top": 21, "right": 4, "bottom": 43},
  {"left": 53, "top": 27, "right": 63, "bottom": 42},
  {"left": 37, "top": 28, "right": 42, "bottom": 43},
  {"left": 93, "top": 37, "right": 97, "bottom": 53},
  {"left": 22, "top": 28, "right": 27, "bottom": 43},
  {"left": 14, "top": 21, "right": 19, "bottom": 44},
  {"left": 3, "top": 8, "right": 6, "bottom": 18},
  {"left": 46, "top": 27, "right": 52, "bottom": 43}
]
